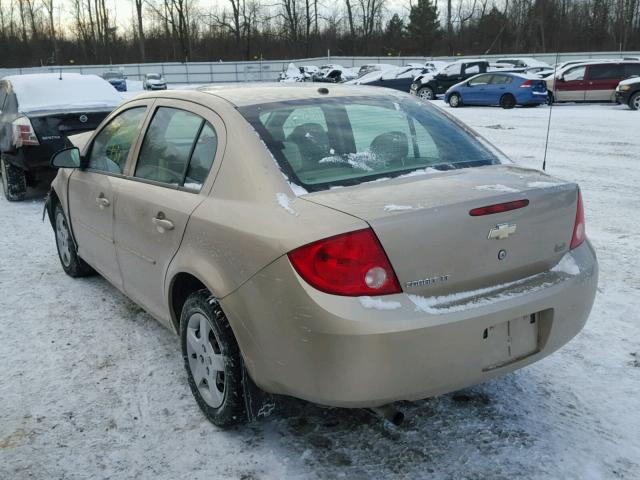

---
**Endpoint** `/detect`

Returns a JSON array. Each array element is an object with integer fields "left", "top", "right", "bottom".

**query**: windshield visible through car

[
  {"left": 239, "top": 95, "right": 501, "bottom": 192},
  {"left": 103, "top": 72, "right": 122, "bottom": 80},
  {"left": 147, "top": 74, "right": 161, "bottom": 80}
]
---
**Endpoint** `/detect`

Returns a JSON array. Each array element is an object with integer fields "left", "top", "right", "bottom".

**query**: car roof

[{"left": 130, "top": 83, "right": 408, "bottom": 108}]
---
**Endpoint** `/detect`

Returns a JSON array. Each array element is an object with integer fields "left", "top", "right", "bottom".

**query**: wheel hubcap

[
  {"left": 633, "top": 96, "right": 640, "bottom": 110},
  {"left": 186, "top": 312, "right": 226, "bottom": 408},
  {"left": 55, "top": 212, "right": 72, "bottom": 267},
  {"left": 420, "top": 89, "right": 433, "bottom": 100},
  {"left": 451, "top": 96, "right": 459, "bottom": 106}
]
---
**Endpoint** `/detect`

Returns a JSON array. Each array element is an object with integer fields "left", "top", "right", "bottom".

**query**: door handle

[
  {"left": 95, "top": 194, "right": 110, "bottom": 209},
  {"left": 152, "top": 216, "right": 175, "bottom": 232}
]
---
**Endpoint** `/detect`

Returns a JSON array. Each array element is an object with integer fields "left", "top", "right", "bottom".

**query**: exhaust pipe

[{"left": 367, "top": 405, "right": 405, "bottom": 426}]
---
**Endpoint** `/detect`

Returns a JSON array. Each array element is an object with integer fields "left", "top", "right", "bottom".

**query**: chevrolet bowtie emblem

[{"left": 488, "top": 223, "right": 517, "bottom": 240}]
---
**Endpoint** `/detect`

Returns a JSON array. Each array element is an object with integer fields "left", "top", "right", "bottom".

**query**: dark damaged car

[{"left": 0, "top": 73, "right": 121, "bottom": 200}]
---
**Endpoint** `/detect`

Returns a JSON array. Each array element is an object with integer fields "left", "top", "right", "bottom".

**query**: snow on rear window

[{"left": 6, "top": 73, "right": 122, "bottom": 114}]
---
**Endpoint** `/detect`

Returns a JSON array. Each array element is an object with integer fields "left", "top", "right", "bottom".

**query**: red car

[{"left": 546, "top": 61, "right": 640, "bottom": 103}]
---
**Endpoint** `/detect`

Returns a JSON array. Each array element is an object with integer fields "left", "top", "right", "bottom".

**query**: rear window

[{"left": 240, "top": 95, "right": 501, "bottom": 192}]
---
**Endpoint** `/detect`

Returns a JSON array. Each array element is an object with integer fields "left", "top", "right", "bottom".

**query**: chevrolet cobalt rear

[{"left": 46, "top": 85, "right": 597, "bottom": 427}]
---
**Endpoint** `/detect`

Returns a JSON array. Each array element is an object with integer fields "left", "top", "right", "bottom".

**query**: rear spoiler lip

[{"left": 18, "top": 106, "right": 117, "bottom": 118}]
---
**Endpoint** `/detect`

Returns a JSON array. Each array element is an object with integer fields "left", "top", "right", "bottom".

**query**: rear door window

[
  {"left": 468, "top": 74, "right": 492, "bottom": 86},
  {"left": 134, "top": 107, "right": 217, "bottom": 191},
  {"left": 87, "top": 107, "right": 147, "bottom": 174},
  {"left": 588, "top": 64, "right": 623, "bottom": 80},
  {"left": 490, "top": 75, "right": 512, "bottom": 85}
]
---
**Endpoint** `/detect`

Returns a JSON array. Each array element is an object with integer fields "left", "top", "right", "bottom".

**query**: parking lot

[{"left": 1, "top": 99, "right": 639, "bottom": 480}]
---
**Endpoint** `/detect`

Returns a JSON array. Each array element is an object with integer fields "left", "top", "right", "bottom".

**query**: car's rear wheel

[
  {"left": 418, "top": 87, "right": 435, "bottom": 101},
  {"left": 54, "top": 203, "right": 94, "bottom": 277},
  {"left": 181, "top": 290, "right": 246, "bottom": 428},
  {"left": 500, "top": 94, "right": 516, "bottom": 109},
  {"left": 448, "top": 93, "right": 462, "bottom": 108},
  {"left": 1, "top": 157, "right": 27, "bottom": 202},
  {"left": 629, "top": 92, "right": 640, "bottom": 111}
]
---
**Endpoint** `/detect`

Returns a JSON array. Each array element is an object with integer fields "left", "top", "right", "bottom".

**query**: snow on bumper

[{"left": 221, "top": 241, "right": 598, "bottom": 408}]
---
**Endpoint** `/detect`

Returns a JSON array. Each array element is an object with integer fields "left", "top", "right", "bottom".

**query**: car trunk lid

[
  {"left": 302, "top": 164, "right": 578, "bottom": 297},
  {"left": 29, "top": 111, "right": 110, "bottom": 151}
]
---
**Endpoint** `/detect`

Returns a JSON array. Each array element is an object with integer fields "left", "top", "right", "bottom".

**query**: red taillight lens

[
  {"left": 519, "top": 80, "right": 532, "bottom": 88},
  {"left": 288, "top": 228, "right": 402, "bottom": 296},
  {"left": 469, "top": 199, "right": 529, "bottom": 216},
  {"left": 12, "top": 117, "right": 39, "bottom": 147},
  {"left": 570, "top": 189, "right": 586, "bottom": 249}
]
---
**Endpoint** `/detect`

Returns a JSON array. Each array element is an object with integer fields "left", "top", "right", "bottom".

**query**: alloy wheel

[{"left": 419, "top": 88, "right": 434, "bottom": 100}]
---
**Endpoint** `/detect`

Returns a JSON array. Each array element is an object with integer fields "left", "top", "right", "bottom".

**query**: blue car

[
  {"left": 444, "top": 72, "right": 548, "bottom": 109},
  {"left": 102, "top": 71, "right": 127, "bottom": 92}
]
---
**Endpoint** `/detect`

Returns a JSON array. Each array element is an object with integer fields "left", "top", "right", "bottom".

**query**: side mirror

[
  {"left": 557, "top": 76, "right": 565, "bottom": 83},
  {"left": 51, "top": 147, "right": 81, "bottom": 169}
]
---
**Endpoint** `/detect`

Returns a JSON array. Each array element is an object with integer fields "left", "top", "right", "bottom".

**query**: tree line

[{"left": 0, "top": 0, "right": 638, "bottom": 68}]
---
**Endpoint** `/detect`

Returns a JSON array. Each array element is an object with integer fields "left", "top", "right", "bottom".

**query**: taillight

[
  {"left": 288, "top": 228, "right": 402, "bottom": 296},
  {"left": 519, "top": 80, "right": 532, "bottom": 88},
  {"left": 570, "top": 189, "right": 586, "bottom": 249},
  {"left": 12, "top": 117, "right": 39, "bottom": 147},
  {"left": 469, "top": 199, "right": 529, "bottom": 216}
]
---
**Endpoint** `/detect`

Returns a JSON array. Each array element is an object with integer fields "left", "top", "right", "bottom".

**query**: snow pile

[
  {"left": 276, "top": 193, "right": 297, "bottom": 216},
  {"left": 319, "top": 151, "right": 382, "bottom": 171},
  {"left": 551, "top": 252, "right": 580, "bottom": 276},
  {"left": 359, "top": 296, "right": 402, "bottom": 311},
  {"left": 5, "top": 73, "right": 122, "bottom": 113},
  {"left": 474, "top": 184, "right": 520, "bottom": 193}
]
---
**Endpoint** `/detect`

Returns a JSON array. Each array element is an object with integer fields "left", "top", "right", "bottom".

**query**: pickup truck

[{"left": 410, "top": 59, "right": 512, "bottom": 100}]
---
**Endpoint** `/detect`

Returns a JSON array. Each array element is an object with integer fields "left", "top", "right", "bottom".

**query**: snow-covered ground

[{"left": 1, "top": 101, "right": 639, "bottom": 479}]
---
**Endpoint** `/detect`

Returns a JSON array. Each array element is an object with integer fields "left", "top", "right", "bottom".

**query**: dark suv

[
  {"left": 615, "top": 77, "right": 640, "bottom": 110},
  {"left": 0, "top": 73, "right": 120, "bottom": 200},
  {"left": 410, "top": 60, "right": 498, "bottom": 100}
]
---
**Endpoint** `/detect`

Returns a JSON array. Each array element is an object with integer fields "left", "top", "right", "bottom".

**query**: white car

[{"left": 143, "top": 73, "right": 167, "bottom": 90}]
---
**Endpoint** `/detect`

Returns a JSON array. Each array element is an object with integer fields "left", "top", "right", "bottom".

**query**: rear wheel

[
  {"left": 1, "top": 156, "right": 27, "bottom": 202},
  {"left": 547, "top": 91, "right": 555, "bottom": 105},
  {"left": 181, "top": 290, "right": 246, "bottom": 428},
  {"left": 54, "top": 203, "right": 94, "bottom": 277},
  {"left": 418, "top": 87, "right": 435, "bottom": 101},
  {"left": 629, "top": 92, "right": 640, "bottom": 111},
  {"left": 500, "top": 94, "right": 516, "bottom": 109},
  {"left": 448, "top": 93, "right": 462, "bottom": 108}
]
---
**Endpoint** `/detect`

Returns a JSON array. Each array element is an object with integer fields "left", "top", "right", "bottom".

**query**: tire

[
  {"left": 181, "top": 290, "right": 246, "bottom": 428},
  {"left": 418, "top": 87, "right": 435, "bottom": 101},
  {"left": 500, "top": 93, "right": 516, "bottom": 109},
  {"left": 547, "top": 91, "right": 555, "bottom": 105},
  {"left": 54, "top": 203, "right": 94, "bottom": 277},
  {"left": 448, "top": 93, "right": 462, "bottom": 108},
  {"left": 629, "top": 92, "right": 640, "bottom": 111},
  {"left": 1, "top": 156, "right": 27, "bottom": 202}
]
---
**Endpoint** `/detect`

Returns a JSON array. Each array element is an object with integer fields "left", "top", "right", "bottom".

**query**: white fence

[{"left": 1, "top": 51, "right": 639, "bottom": 84}]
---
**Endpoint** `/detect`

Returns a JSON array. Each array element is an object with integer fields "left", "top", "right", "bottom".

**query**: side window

[
  {"left": 184, "top": 123, "right": 218, "bottom": 191},
  {"left": 491, "top": 75, "right": 512, "bottom": 85},
  {"left": 468, "top": 74, "right": 492, "bottom": 86},
  {"left": 443, "top": 63, "right": 462, "bottom": 76},
  {"left": 588, "top": 64, "right": 623, "bottom": 80},
  {"left": 134, "top": 107, "right": 216, "bottom": 190},
  {"left": 464, "top": 64, "right": 481, "bottom": 75},
  {"left": 624, "top": 64, "right": 640, "bottom": 77},
  {"left": 88, "top": 107, "right": 147, "bottom": 174},
  {"left": 564, "top": 66, "right": 586, "bottom": 82}
]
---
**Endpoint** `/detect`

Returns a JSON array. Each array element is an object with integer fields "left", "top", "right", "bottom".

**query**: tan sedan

[{"left": 46, "top": 84, "right": 598, "bottom": 427}]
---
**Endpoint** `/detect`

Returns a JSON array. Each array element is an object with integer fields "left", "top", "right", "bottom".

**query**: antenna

[{"left": 542, "top": 50, "right": 560, "bottom": 171}]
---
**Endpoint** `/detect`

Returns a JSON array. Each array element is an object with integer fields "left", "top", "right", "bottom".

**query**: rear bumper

[
  {"left": 2, "top": 146, "right": 57, "bottom": 173},
  {"left": 222, "top": 241, "right": 598, "bottom": 408},
  {"left": 615, "top": 91, "right": 631, "bottom": 104}
]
